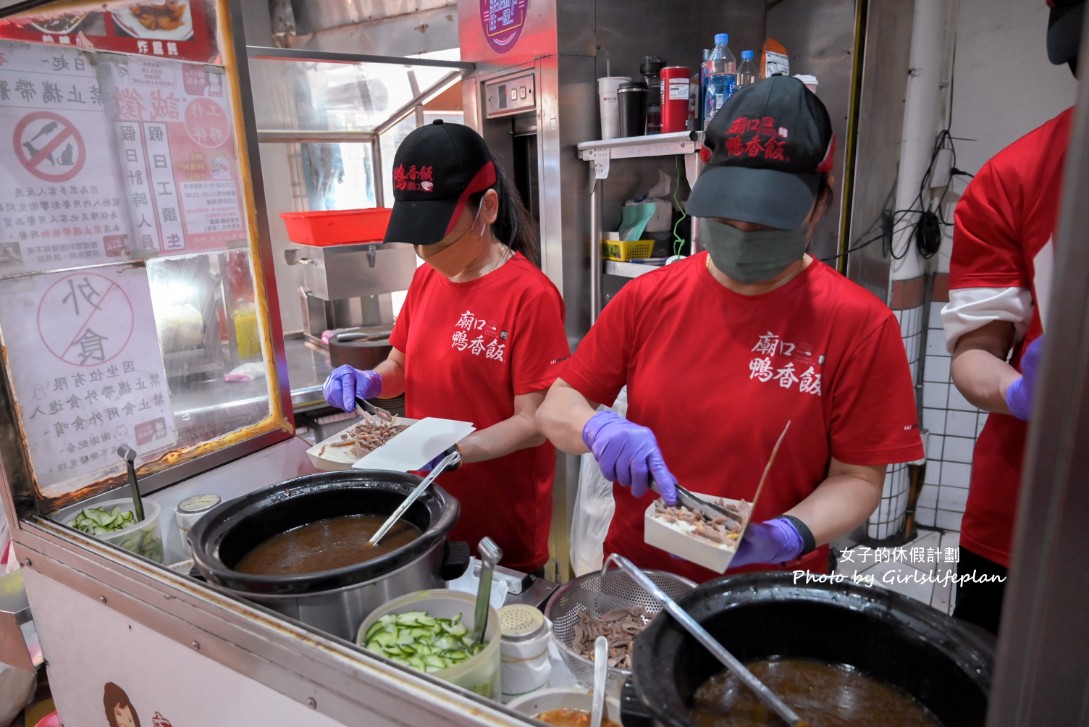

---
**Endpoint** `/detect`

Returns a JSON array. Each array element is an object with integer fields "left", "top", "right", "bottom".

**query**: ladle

[
  {"left": 116, "top": 443, "right": 144, "bottom": 521},
  {"left": 590, "top": 635, "right": 608, "bottom": 727},
  {"left": 368, "top": 451, "right": 458, "bottom": 546},
  {"left": 602, "top": 554, "right": 808, "bottom": 727},
  {"left": 470, "top": 537, "right": 502, "bottom": 646}
]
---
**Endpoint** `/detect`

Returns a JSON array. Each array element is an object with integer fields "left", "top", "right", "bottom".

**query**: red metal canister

[{"left": 659, "top": 66, "right": 692, "bottom": 133}]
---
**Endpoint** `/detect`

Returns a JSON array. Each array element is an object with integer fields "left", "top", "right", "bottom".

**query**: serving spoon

[
  {"left": 590, "top": 635, "right": 609, "bottom": 727},
  {"left": 602, "top": 553, "right": 808, "bottom": 727}
]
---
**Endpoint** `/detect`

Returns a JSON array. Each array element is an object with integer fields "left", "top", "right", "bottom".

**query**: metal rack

[{"left": 577, "top": 130, "right": 703, "bottom": 321}]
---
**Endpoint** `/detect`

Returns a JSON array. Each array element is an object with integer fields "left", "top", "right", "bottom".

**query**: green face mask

[{"left": 699, "top": 218, "right": 809, "bottom": 285}]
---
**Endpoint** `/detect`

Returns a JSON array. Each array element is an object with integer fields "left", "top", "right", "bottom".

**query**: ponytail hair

[{"left": 470, "top": 160, "right": 539, "bottom": 266}]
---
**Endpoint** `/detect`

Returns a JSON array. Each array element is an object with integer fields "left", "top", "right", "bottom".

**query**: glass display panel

[
  {"left": 248, "top": 56, "right": 457, "bottom": 133},
  {"left": 0, "top": 0, "right": 285, "bottom": 507}
]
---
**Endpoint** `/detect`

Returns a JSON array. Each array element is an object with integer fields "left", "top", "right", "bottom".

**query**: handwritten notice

[
  {"left": 0, "top": 41, "right": 132, "bottom": 275},
  {"left": 0, "top": 265, "right": 176, "bottom": 498}
]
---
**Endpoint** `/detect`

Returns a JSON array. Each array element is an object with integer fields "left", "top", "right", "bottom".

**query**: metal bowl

[{"left": 544, "top": 568, "right": 696, "bottom": 697}]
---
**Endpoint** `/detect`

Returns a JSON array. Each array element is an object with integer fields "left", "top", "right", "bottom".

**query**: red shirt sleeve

[
  {"left": 950, "top": 159, "right": 1027, "bottom": 291},
  {"left": 559, "top": 281, "right": 640, "bottom": 407},
  {"left": 508, "top": 285, "right": 570, "bottom": 395}
]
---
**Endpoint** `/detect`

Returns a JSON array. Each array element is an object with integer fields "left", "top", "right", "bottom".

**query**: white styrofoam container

[{"left": 643, "top": 491, "right": 754, "bottom": 573}]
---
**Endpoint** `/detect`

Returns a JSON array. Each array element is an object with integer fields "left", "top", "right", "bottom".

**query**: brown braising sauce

[
  {"left": 690, "top": 657, "right": 942, "bottom": 727},
  {"left": 234, "top": 514, "right": 421, "bottom": 576},
  {"left": 534, "top": 709, "right": 621, "bottom": 727}
]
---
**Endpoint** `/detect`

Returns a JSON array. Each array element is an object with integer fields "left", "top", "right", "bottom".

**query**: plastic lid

[
  {"left": 640, "top": 55, "right": 667, "bottom": 75},
  {"left": 499, "top": 604, "right": 547, "bottom": 642},
  {"left": 741, "top": 50, "right": 754, "bottom": 60},
  {"left": 714, "top": 33, "right": 729, "bottom": 45},
  {"left": 178, "top": 493, "right": 222, "bottom": 514},
  {"left": 618, "top": 81, "right": 648, "bottom": 91}
]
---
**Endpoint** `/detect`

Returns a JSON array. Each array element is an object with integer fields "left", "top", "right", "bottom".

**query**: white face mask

[{"left": 415, "top": 205, "right": 485, "bottom": 278}]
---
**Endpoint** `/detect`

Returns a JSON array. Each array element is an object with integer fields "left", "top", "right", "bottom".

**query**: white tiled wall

[
  {"left": 917, "top": 300, "right": 986, "bottom": 532},
  {"left": 871, "top": 300, "right": 982, "bottom": 542},
  {"left": 868, "top": 305, "right": 926, "bottom": 542}
]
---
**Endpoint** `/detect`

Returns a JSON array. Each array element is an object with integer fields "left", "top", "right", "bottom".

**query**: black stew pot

[
  {"left": 630, "top": 572, "right": 994, "bottom": 727},
  {"left": 188, "top": 470, "right": 468, "bottom": 641}
]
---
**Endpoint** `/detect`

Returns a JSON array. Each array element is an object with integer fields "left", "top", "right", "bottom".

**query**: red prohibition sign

[{"left": 12, "top": 111, "right": 86, "bottom": 183}]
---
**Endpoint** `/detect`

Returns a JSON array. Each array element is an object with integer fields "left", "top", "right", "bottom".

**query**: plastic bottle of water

[
  {"left": 703, "top": 33, "right": 736, "bottom": 129},
  {"left": 736, "top": 50, "right": 757, "bottom": 88},
  {"left": 694, "top": 48, "right": 710, "bottom": 130}
]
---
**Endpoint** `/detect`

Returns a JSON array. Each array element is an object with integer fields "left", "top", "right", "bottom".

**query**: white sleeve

[{"left": 939, "top": 287, "right": 1033, "bottom": 353}]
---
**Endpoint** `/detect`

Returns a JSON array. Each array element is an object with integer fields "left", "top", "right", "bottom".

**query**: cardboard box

[{"left": 644, "top": 491, "right": 755, "bottom": 573}]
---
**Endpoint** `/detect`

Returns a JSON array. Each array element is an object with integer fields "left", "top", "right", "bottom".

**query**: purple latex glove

[
  {"left": 322, "top": 365, "right": 382, "bottom": 412},
  {"left": 1005, "top": 336, "right": 1044, "bottom": 422},
  {"left": 729, "top": 517, "right": 805, "bottom": 568},
  {"left": 581, "top": 411, "right": 677, "bottom": 503},
  {"left": 418, "top": 446, "right": 463, "bottom": 474}
]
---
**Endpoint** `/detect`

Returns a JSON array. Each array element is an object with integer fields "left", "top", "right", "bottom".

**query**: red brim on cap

[{"left": 685, "top": 165, "right": 820, "bottom": 231}]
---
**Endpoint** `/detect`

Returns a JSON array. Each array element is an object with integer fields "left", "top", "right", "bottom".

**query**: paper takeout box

[
  {"left": 644, "top": 491, "right": 756, "bottom": 573},
  {"left": 307, "top": 416, "right": 475, "bottom": 473},
  {"left": 306, "top": 417, "right": 419, "bottom": 471}
]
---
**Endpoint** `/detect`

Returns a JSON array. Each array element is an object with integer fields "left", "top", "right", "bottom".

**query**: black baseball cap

[
  {"left": 686, "top": 75, "right": 835, "bottom": 230},
  {"left": 383, "top": 120, "right": 498, "bottom": 245},
  {"left": 1047, "top": 0, "right": 1085, "bottom": 67}
]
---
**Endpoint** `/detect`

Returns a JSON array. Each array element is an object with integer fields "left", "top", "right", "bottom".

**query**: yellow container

[
  {"left": 232, "top": 306, "right": 261, "bottom": 360},
  {"left": 602, "top": 239, "right": 654, "bottom": 261}
]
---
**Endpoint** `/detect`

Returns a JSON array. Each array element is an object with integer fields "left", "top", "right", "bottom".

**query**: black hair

[
  {"left": 815, "top": 173, "right": 835, "bottom": 216},
  {"left": 469, "top": 160, "right": 539, "bottom": 266}
]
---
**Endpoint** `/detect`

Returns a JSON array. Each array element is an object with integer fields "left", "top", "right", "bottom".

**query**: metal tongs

[
  {"left": 658, "top": 421, "right": 792, "bottom": 526},
  {"left": 672, "top": 484, "right": 744, "bottom": 526},
  {"left": 354, "top": 395, "right": 394, "bottom": 424},
  {"left": 368, "top": 451, "right": 459, "bottom": 546},
  {"left": 602, "top": 554, "right": 808, "bottom": 727}
]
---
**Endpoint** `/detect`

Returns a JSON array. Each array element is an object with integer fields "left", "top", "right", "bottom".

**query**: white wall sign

[
  {"left": 0, "top": 41, "right": 133, "bottom": 274},
  {"left": 0, "top": 264, "right": 176, "bottom": 498}
]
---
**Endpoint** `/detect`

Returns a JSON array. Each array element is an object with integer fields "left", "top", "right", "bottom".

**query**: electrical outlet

[{"left": 929, "top": 148, "right": 954, "bottom": 189}]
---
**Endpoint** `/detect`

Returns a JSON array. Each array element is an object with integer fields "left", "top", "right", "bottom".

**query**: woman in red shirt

[
  {"left": 537, "top": 77, "right": 923, "bottom": 582},
  {"left": 322, "top": 121, "right": 570, "bottom": 573}
]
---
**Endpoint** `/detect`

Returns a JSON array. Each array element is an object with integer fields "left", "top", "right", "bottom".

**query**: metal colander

[{"left": 544, "top": 568, "right": 696, "bottom": 696}]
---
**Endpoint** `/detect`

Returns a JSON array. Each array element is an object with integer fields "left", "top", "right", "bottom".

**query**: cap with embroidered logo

[
  {"left": 383, "top": 120, "right": 498, "bottom": 245},
  {"left": 686, "top": 75, "right": 835, "bottom": 231}
]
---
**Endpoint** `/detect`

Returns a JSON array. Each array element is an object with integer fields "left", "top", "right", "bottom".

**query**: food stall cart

[{"left": 0, "top": 0, "right": 543, "bottom": 723}]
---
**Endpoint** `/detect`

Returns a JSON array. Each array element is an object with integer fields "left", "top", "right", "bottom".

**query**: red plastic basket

[{"left": 281, "top": 208, "right": 393, "bottom": 246}]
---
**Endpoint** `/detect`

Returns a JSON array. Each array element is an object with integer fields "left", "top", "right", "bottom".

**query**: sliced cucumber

[{"left": 361, "top": 609, "right": 487, "bottom": 674}]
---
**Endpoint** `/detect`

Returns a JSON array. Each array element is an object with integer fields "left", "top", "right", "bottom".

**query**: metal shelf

[
  {"left": 583, "top": 131, "right": 704, "bottom": 321},
  {"left": 603, "top": 260, "right": 664, "bottom": 279}
]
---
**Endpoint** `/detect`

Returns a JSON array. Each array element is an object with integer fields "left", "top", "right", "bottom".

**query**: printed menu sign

[
  {"left": 0, "top": 42, "right": 131, "bottom": 274},
  {"left": 0, "top": 41, "right": 246, "bottom": 271},
  {"left": 0, "top": 265, "right": 176, "bottom": 498},
  {"left": 0, "top": 1, "right": 217, "bottom": 64},
  {"left": 99, "top": 54, "right": 244, "bottom": 254}
]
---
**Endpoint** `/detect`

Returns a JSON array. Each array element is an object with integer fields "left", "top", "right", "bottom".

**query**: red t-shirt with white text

[
  {"left": 561, "top": 253, "right": 923, "bottom": 582},
  {"left": 390, "top": 253, "right": 569, "bottom": 572}
]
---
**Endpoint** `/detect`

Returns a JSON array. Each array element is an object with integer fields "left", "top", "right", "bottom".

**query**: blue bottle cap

[
  {"left": 714, "top": 33, "right": 729, "bottom": 46},
  {"left": 741, "top": 50, "right": 754, "bottom": 61}
]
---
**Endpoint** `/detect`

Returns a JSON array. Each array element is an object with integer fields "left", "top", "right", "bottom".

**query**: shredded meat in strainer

[{"left": 571, "top": 606, "right": 650, "bottom": 670}]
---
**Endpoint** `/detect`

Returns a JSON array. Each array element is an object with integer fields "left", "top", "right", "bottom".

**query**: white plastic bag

[{"left": 569, "top": 390, "right": 628, "bottom": 576}]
